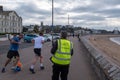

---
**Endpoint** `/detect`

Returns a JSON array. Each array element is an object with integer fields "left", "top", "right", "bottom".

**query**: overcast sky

[{"left": 0, "top": 0, "right": 120, "bottom": 31}]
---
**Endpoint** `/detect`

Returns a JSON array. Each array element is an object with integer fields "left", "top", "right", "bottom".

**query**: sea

[{"left": 110, "top": 37, "right": 120, "bottom": 45}]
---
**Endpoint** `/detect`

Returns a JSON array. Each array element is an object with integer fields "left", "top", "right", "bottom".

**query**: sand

[{"left": 89, "top": 35, "right": 120, "bottom": 66}]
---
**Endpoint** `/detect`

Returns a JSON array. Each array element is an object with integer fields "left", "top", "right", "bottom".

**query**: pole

[
  {"left": 52, "top": 0, "right": 54, "bottom": 45},
  {"left": 52, "top": 0, "right": 54, "bottom": 27},
  {"left": 68, "top": 15, "right": 69, "bottom": 26}
]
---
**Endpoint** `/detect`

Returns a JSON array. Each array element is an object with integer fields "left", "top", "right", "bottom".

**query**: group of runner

[
  {"left": 1, "top": 32, "right": 44, "bottom": 73},
  {"left": 1, "top": 31, "right": 74, "bottom": 80}
]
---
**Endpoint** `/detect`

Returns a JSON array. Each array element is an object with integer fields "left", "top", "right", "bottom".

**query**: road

[{"left": 0, "top": 37, "right": 99, "bottom": 80}]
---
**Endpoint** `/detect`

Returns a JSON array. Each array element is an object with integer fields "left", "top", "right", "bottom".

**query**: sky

[{"left": 0, "top": 0, "right": 120, "bottom": 31}]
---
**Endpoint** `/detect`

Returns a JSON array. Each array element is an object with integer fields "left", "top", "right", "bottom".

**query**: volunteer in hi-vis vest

[{"left": 51, "top": 31, "right": 73, "bottom": 80}]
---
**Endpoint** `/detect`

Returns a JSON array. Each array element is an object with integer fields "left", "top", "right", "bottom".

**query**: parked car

[
  {"left": 43, "top": 34, "right": 52, "bottom": 42},
  {"left": 52, "top": 33, "right": 60, "bottom": 40},
  {"left": 23, "top": 34, "right": 38, "bottom": 43}
]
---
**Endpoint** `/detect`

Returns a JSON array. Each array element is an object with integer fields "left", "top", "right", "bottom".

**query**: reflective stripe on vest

[{"left": 51, "top": 39, "right": 72, "bottom": 65}]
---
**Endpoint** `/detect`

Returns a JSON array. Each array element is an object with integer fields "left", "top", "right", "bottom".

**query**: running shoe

[
  {"left": 29, "top": 68, "right": 35, "bottom": 74},
  {"left": 40, "top": 66, "right": 45, "bottom": 70},
  {"left": 1, "top": 68, "right": 5, "bottom": 73}
]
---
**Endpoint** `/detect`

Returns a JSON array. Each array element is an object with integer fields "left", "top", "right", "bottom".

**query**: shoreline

[{"left": 110, "top": 37, "right": 120, "bottom": 45}]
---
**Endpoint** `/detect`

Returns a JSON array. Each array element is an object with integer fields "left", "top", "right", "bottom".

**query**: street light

[
  {"left": 52, "top": 0, "right": 54, "bottom": 45},
  {"left": 52, "top": 0, "right": 54, "bottom": 28}
]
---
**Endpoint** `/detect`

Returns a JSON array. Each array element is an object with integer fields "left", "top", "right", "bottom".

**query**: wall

[{"left": 80, "top": 36, "right": 120, "bottom": 80}]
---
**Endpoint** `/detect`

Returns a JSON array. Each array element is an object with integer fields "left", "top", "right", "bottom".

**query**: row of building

[{"left": 0, "top": 6, "right": 22, "bottom": 33}]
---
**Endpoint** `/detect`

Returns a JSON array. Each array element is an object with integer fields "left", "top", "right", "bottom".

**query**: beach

[{"left": 89, "top": 35, "right": 120, "bottom": 66}]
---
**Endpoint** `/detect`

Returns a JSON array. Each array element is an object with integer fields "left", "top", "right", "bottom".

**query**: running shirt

[
  {"left": 33, "top": 36, "right": 44, "bottom": 48},
  {"left": 10, "top": 36, "right": 20, "bottom": 51}
]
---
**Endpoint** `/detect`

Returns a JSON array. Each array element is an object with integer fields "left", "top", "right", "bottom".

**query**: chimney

[{"left": 0, "top": 6, "right": 3, "bottom": 12}]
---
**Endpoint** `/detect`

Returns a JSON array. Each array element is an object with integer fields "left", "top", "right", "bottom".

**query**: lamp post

[
  {"left": 52, "top": 0, "right": 54, "bottom": 45},
  {"left": 52, "top": 0, "right": 54, "bottom": 28},
  {"left": 68, "top": 14, "right": 69, "bottom": 26}
]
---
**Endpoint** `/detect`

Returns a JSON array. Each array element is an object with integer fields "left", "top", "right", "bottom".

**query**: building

[
  {"left": 27, "top": 25, "right": 34, "bottom": 32},
  {"left": 41, "top": 21, "right": 43, "bottom": 27},
  {"left": 113, "top": 27, "right": 119, "bottom": 34},
  {"left": 0, "top": 6, "right": 22, "bottom": 33},
  {"left": 91, "top": 29, "right": 101, "bottom": 34}
]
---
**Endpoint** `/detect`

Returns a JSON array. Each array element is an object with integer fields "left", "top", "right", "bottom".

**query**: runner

[
  {"left": 1, "top": 34, "right": 23, "bottom": 73},
  {"left": 29, "top": 32, "right": 45, "bottom": 74}
]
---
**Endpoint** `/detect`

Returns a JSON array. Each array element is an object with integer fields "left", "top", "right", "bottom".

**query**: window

[
  {"left": 10, "top": 16, "right": 12, "bottom": 20},
  {"left": 1, "top": 21, "right": 3, "bottom": 26},
  {"left": 10, "top": 16, "right": 11, "bottom": 20},
  {"left": 3, "top": 15, "right": 5, "bottom": 19},
  {"left": 13, "top": 16, "right": 15, "bottom": 20}
]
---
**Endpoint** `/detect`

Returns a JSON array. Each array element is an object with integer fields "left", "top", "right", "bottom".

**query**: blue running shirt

[{"left": 10, "top": 36, "right": 20, "bottom": 51}]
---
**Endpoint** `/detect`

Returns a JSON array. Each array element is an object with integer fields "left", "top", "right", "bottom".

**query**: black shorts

[
  {"left": 34, "top": 48, "right": 41, "bottom": 56},
  {"left": 7, "top": 50, "right": 19, "bottom": 59}
]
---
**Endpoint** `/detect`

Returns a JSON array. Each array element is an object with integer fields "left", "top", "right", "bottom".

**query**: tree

[
  {"left": 33, "top": 25, "right": 39, "bottom": 33},
  {"left": 53, "top": 26, "right": 61, "bottom": 33},
  {"left": 22, "top": 27, "right": 28, "bottom": 32}
]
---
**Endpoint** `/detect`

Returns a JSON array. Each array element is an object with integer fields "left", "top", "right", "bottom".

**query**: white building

[
  {"left": 27, "top": 25, "right": 34, "bottom": 32},
  {"left": 0, "top": 6, "right": 22, "bottom": 33},
  {"left": 113, "top": 27, "right": 119, "bottom": 34}
]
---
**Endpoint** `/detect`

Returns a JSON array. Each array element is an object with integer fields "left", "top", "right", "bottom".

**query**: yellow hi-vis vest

[{"left": 51, "top": 39, "right": 73, "bottom": 65}]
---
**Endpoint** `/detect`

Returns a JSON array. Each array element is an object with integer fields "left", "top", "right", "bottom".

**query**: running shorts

[
  {"left": 7, "top": 50, "right": 19, "bottom": 59},
  {"left": 34, "top": 48, "right": 41, "bottom": 56}
]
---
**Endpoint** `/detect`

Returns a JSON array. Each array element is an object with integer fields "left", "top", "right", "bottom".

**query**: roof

[
  {"left": 1, "top": 11, "right": 12, "bottom": 16},
  {"left": 0, "top": 10, "right": 21, "bottom": 18}
]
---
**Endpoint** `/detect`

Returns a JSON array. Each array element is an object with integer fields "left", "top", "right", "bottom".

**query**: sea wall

[{"left": 80, "top": 36, "right": 120, "bottom": 80}]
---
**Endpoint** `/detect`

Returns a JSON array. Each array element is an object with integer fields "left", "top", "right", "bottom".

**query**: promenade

[{"left": 0, "top": 37, "right": 99, "bottom": 80}]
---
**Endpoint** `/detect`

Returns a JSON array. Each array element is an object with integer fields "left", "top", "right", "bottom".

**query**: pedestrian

[
  {"left": 1, "top": 33, "right": 23, "bottom": 73},
  {"left": 50, "top": 31, "right": 74, "bottom": 80},
  {"left": 72, "top": 33, "right": 74, "bottom": 37},
  {"left": 29, "top": 32, "right": 45, "bottom": 74},
  {"left": 77, "top": 33, "right": 80, "bottom": 41}
]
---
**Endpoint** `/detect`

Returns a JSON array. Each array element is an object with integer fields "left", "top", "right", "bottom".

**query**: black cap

[{"left": 61, "top": 31, "right": 67, "bottom": 39}]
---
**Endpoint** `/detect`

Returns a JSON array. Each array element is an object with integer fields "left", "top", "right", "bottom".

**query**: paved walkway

[{"left": 0, "top": 37, "right": 99, "bottom": 80}]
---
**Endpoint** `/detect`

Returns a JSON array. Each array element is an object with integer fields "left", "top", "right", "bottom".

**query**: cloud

[
  {"left": 0, "top": 0, "right": 120, "bottom": 30},
  {"left": 70, "top": 14, "right": 105, "bottom": 21},
  {"left": 12, "top": 2, "right": 52, "bottom": 25},
  {"left": 95, "top": 8, "right": 120, "bottom": 18},
  {"left": 92, "top": 0, "right": 120, "bottom": 6}
]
